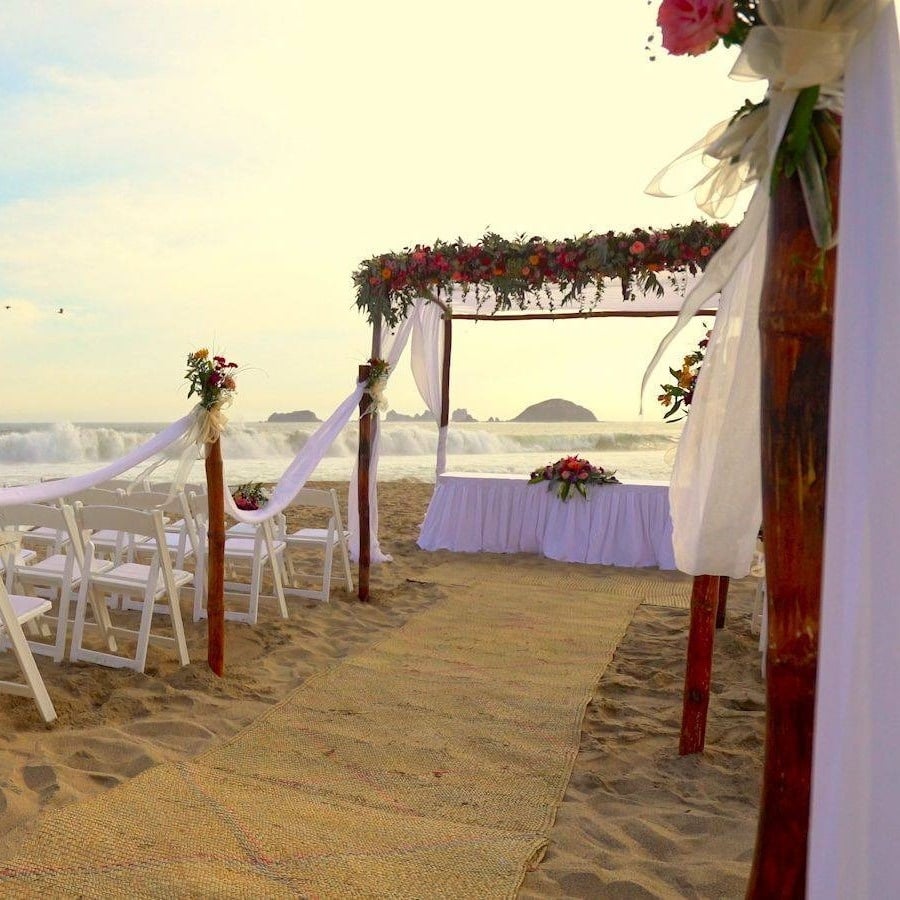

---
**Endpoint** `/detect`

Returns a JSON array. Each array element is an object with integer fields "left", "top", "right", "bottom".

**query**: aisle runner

[{"left": 0, "top": 580, "right": 641, "bottom": 898}]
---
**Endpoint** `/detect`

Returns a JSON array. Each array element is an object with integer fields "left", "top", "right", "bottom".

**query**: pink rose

[{"left": 657, "top": 0, "right": 735, "bottom": 57}]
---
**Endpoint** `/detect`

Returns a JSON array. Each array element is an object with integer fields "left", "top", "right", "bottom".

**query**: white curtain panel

[
  {"left": 409, "top": 299, "right": 448, "bottom": 475},
  {"left": 808, "top": 3, "right": 900, "bottom": 895}
]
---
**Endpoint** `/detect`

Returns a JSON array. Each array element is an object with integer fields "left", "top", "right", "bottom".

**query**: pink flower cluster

[{"left": 657, "top": 0, "right": 736, "bottom": 56}]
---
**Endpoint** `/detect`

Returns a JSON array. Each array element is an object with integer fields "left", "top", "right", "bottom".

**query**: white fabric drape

[
  {"left": 222, "top": 385, "right": 365, "bottom": 524},
  {"left": 808, "top": 3, "right": 900, "bottom": 895},
  {"left": 650, "top": 0, "right": 886, "bottom": 577},
  {"left": 0, "top": 413, "right": 196, "bottom": 507},
  {"left": 409, "top": 300, "right": 448, "bottom": 475},
  {"left": 347, "top": 316, "right": 415, "bottom": 563}
]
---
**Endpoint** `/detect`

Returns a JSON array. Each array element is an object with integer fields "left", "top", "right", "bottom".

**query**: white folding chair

[
  {"left": 278, "top": 488, "right": 353, "bottom": 602},
  {"left": 0, "top": 502, "right": 116, "bottom": 663},
  {"left": 0, "top": 534, "right": 56, "bottom": 722},
  {"left": 190, "top": 493, "right": 287, "bottom": 625},
  {"left": 70, "top": 506, "right": 191, "bottom": 672}
]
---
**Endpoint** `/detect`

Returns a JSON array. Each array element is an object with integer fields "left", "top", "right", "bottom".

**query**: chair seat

[
  {"left": 22, "top": 526, "right": 68, "bottom": 548},
  {"left": 138, "top": 532, "right": 190, "bottom": 555},
  {"left": 1, "top": 595, "right": 53, "bottom": 628},
  {"left": 92, "top": 562, "right": 193, "bottom": 592},
  {"left": 0, "top": 548, "right": 37, "bottom": 574},
  {"left": 285, "top": 527, "right": 347, "bottom": 546},
  {"left": 224, "top": 537, "right": 285, "bottom": 560},
  {"left": 226, "top": 523, "right": 257, "bottom": 537},
  {"left": 16, "top": 554, "right": 114, "bottom": 584}
]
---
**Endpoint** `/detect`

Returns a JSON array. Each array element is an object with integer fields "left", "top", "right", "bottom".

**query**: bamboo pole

[
  {"left": 204, "top": 437, "right": 225, "bottom": 676},
  {"left": 439, "top": 314, "right": 453, "bottom": 429},
  {"left": 450, "top": 308, "right": 717, "bottom": 322},
  {"left": 357, "top": 363, "right": 372, "bottom": 602},
  {"left": 746, "top": 152, "right": 839, "bottom": 899},
  {"left": 679, "top": 574, "right": 720, "bottom": 755}
]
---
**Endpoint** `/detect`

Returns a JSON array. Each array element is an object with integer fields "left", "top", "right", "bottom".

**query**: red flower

[
  {"left": 700, "top": 245, "right": 712, "bottom": 256},
  {"left": 657, "top": 0, "right": 735, "bottom": 57},
  {"left": 630, "top": 240, "right": 646, "bottom": 255}
]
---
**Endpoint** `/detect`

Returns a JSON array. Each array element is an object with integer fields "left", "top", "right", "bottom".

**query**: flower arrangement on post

[
  {"left": 653, "top": 0, "right": 840, "bottom": 250},
  {"left": 658, "top": 328, "right": 711, "bottom": 421},
  {"left": 231, "top": 482, "right": 269, "bottom": 511},
  {"left": 185, "top": 349, "right": 239, "bottom": 410},
  {"left": 529, "top": 456, "right": 620, "bottom": 501},
  {"left": 365, "top": 357, "right": 390, "bottom": 414}
]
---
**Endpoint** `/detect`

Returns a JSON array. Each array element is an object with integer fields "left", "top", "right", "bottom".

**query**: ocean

[{"left": 0, "top": 420, "right": 682, "bottom": 487}]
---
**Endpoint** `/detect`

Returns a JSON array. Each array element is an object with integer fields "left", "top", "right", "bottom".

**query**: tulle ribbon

[{"left": 642, "top": 0, "right": 888, "bottom": 577}]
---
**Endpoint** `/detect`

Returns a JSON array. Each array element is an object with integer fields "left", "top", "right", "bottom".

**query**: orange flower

[
  {"left": 700, "top": 245, "right": 712, "bottom": 256},
  {"left": 222, "top": 376, "right": 236, "bottom": 390},
  {"left": 658, "top": 393, "right": 672, "bottom": 407},
  {"left": 528, "top": 254, "right": 540, "bottom": 266},
  {"left": 191, "top": 348, "right": 209, "bottom": 360},
  {"left": 381, "top": 267, "right": 392, "bottom": 280}
]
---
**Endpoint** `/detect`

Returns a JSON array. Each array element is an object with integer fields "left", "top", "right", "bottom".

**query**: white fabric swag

[{"left": 645, "top": 0, "right": 891, "bottom": 578}]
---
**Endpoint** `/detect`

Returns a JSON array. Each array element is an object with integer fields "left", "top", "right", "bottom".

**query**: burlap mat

[
  {"left": 0, "top": 576, "right": 640, "bottom": 898},
  {"left": 422, "top": 559, "right": 693, "bottom": 608}
]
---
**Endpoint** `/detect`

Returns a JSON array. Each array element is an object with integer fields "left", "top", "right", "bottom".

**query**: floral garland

[
  {"left": 354, "top": 222, "right": 733, "bottom": 327},
  {"left": 529, "top": 455, "right": 620, "bottom": 501},
  {"left": 658, "top": 328, "right": 710, "bottom": 422}
]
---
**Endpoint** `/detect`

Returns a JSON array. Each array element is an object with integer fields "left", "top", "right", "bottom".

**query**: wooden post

[
  {"left": 439, "top": 314, "right": 453, "bottom": 430},
  {"left": 746, "top": 150, "right": 839, "bottom": 899},
  {"left": 679, "top": 574, "right": 720, "bottom": 755},
  {"left": 715, "top": 576, "right": 730, "bottom": 629},
  {"left": 357, "top": 363, "right": 372, "bottom": 602},
  {"left": 204, "top": 437, "right": 225, "bottom": 676}
]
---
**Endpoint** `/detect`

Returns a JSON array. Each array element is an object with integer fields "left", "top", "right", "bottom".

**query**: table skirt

[{"left": 417, "top": 473, "right": 676, "bottom": 569}]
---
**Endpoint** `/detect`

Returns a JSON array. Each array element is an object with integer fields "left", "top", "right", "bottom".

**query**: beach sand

[{"left": 0, "top": 480, "right": 764, "bottom": 897}]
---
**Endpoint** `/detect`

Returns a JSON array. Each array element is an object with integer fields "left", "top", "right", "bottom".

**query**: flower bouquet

[
  {"left": 529, "top": 455, "right": 620, "bottom": 501},
  {"left": 658, "top": 327, "right": 710, "bottom": 422},
  {"left": 231, "top": 481, "right": 269, "bottom": 511}
]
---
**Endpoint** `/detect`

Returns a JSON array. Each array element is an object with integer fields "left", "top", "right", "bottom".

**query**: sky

[{"left": 0, "top": 1, "right": 763, "bottom": 423}]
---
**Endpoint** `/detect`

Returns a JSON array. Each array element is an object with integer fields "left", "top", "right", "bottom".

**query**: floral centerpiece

[
  {"left": 658, "top": 327, "right": 711, "bottom": 421},
  {"left": 529, "top": 456, "right": 620, "bottom": 501},
  {"left": 231, "top": 481, "right": 269, "bottom": 511}
]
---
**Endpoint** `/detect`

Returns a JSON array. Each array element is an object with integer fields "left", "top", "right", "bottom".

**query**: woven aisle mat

[
  {"left": 422, "top": 559, "right": 693, "bottom": 609},
  {"left": 0, "top": 581, "right": 641, "bottom": 899}
]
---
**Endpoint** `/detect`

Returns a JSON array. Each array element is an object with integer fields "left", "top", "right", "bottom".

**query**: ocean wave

[{"left": 0, "top": 420, "right": 678, "bottom": 465}]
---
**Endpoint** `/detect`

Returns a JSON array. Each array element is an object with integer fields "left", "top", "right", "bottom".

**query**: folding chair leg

[
  {"left": 0, "top": 592, "right": 56, "bottom": 723},
  {"left": 339, "top": 538, "right": 353, "bottom": 591}
]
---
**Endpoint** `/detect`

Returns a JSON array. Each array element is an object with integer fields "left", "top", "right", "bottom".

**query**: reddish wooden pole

[
  {"left": 204, "top": 438, "right": 225, "bottom": 676},
  {"left": 357, "top": 364, "right": 372, "bottom": 602},
  {"left": 746, "top": 152, "right": 839, "bottom": 899},
  {"left": 715, "top": 576, "right": 730, "bottom": 629},
  {"left": 679, "top": 574, "right": 720, "bottom": 755}
]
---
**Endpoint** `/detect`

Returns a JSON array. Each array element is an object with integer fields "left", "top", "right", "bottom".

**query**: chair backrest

[
  {"left": 65, "top": 487, "right": 124, "bottom": 506},
  {"left": 283, "top": 488, "right": 344, "bottom": 536},
  {"left": 115, "top": 491, "right": 184, "bottom": 515},
  {"left": 0, "top": 502, "right": 83, "bottom": 565},
  {"left": 78, "top": 505, "right": 163, "bottom": 543}
]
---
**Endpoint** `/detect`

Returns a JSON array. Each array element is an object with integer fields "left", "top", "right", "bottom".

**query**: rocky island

[
  {"left": 511, "top": 399, "right": 597, "bottom": 422},
  {"left": 267, "top": 410, "right": 321, "bottom": 423}
]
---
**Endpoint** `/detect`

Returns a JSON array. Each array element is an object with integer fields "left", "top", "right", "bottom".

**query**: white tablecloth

[{"left": 417, "top": 473, "right": 676, "bottom": 569}]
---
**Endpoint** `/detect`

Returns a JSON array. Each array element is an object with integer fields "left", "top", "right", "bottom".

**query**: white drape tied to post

[
  {"left": 643, "top": 0, "right": 888, "bottom": 578},
  {"left": 364, "top": 376, "right": 389, "bottom": 416}
]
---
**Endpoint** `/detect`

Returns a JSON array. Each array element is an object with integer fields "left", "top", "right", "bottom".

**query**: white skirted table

[{"left": 418, "top": 472, "right": 676, "bottom": 569}]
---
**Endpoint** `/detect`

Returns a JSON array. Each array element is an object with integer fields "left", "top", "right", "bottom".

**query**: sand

[{"left": 0, "top": 480, "right": 764, "bottom": 897}]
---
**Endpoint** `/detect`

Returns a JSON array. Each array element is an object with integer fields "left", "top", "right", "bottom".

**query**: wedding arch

[{"left": 350, "top": 220, "right": 732, "bottom": 599}]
